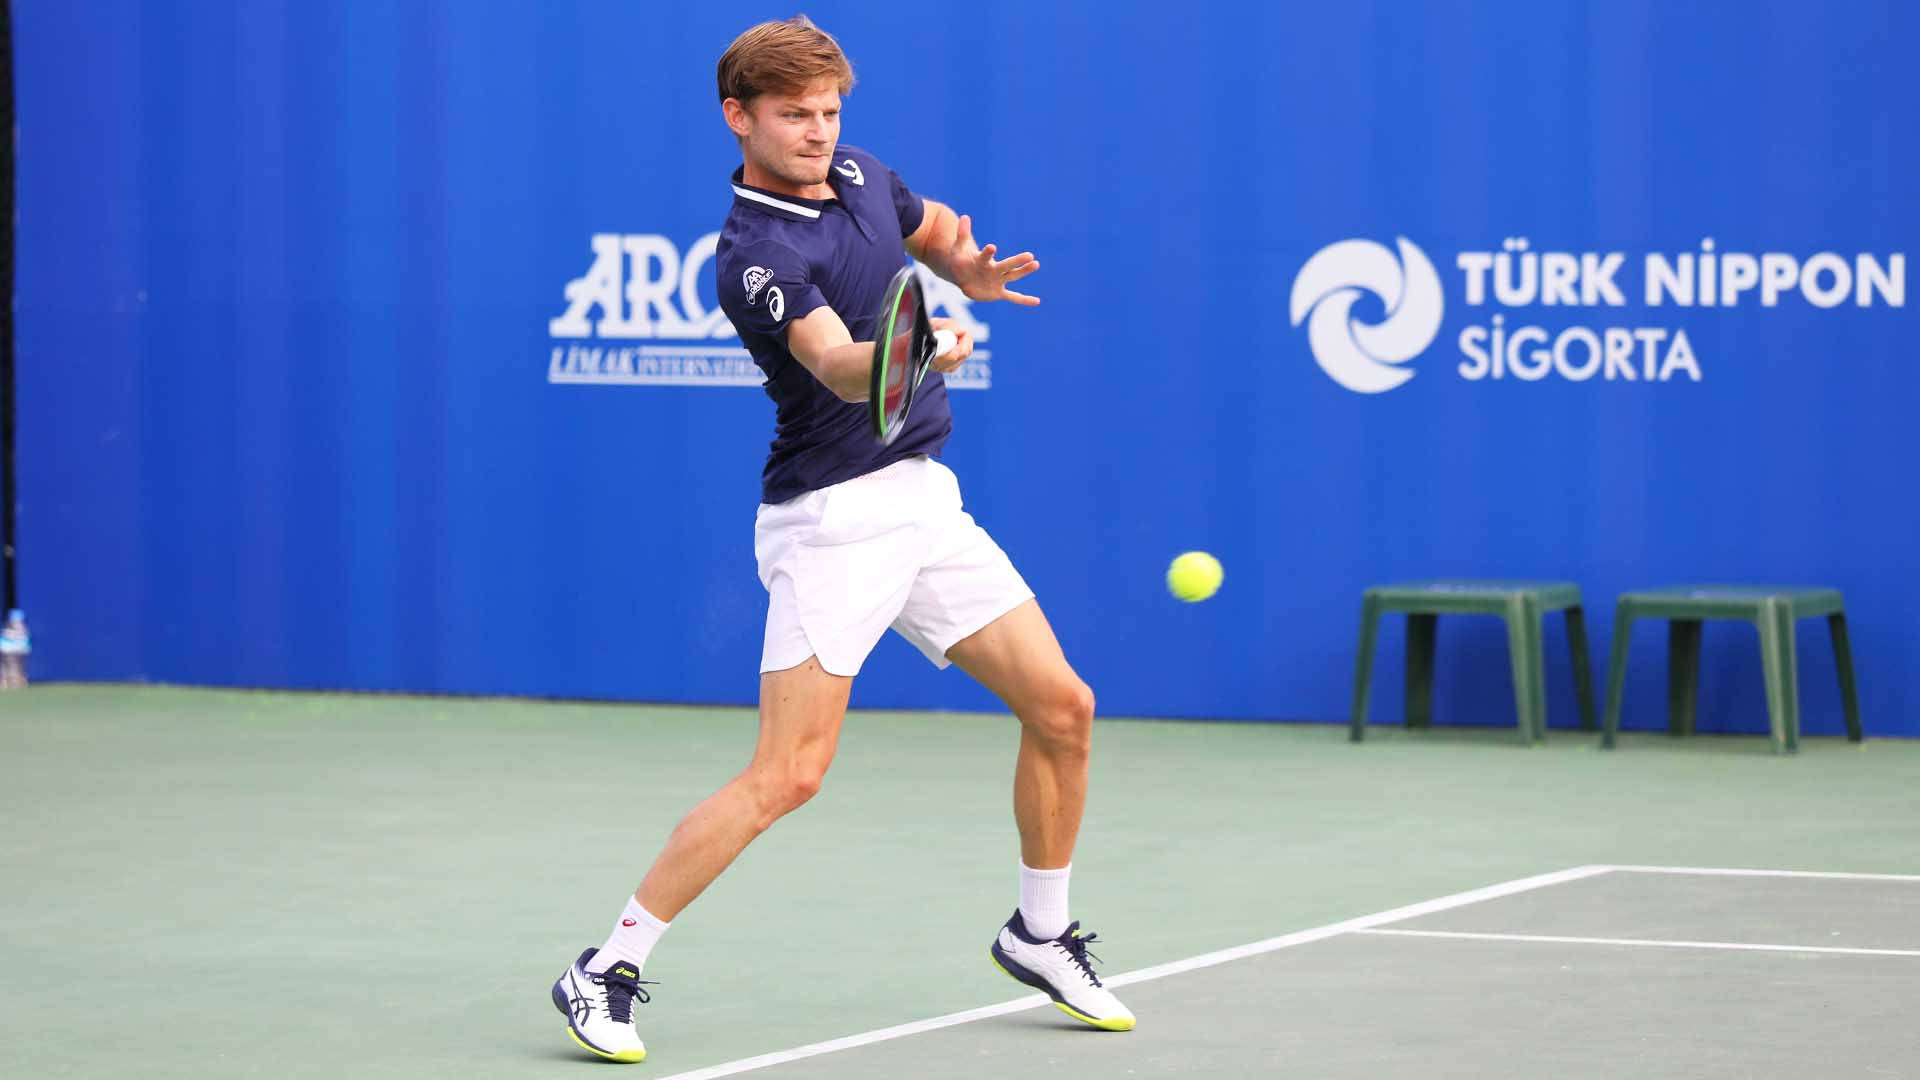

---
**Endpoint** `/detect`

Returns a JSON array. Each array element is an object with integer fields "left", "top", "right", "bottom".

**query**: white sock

[
  {"left": 585, "top": 897, "right": 670, "bottom": 974},
  {"left": 1019, "top": 862, "right": 1072, "bottom": 940}
]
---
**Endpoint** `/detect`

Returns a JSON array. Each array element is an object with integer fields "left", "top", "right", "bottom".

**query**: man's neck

[{"left": 741, "top": 157, "right": 834, "bottom": 202}]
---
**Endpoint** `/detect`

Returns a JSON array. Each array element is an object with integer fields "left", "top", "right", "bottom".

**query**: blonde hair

[{"left": 716, "top": 15, "right": 855, "bottom": 105}]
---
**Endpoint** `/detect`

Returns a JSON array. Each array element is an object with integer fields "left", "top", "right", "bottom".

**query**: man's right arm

[
  {"left": 719, "top": 239, "right": 859, "bottom": 395},
  {"left": 721, "top": 239, "right": 969, "bottom": 404},
  {"left": 786, "top": 306, "right": 974, "bottom": 403},
  {"left": 784, "top": 306, "right": 874, "bottom": 403}
]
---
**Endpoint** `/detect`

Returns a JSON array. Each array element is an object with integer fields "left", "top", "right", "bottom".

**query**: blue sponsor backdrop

[{"left": 15, "top": 1, "right": 1917, "bottom": 735}]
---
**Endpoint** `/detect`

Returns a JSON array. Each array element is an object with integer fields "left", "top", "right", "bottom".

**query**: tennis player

[{"left": 551, "top": 16, "right": 1133, "bottom": 1062}]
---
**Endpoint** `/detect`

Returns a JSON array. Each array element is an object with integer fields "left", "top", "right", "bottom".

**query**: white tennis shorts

[{"left": 755, "top": 455, "right": 1034, "bottom": 677}]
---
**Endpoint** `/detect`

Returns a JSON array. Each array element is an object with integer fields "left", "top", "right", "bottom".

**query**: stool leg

[
  {"left": 1829, "top": 613, "right": 1863, "bottom": 743},
  {"left": 1350, "top": 594, "right": 1383, "bottom": 743},
  {"left": 1602, "top": 607, "right": 1633, "bottom": 749},
  {"left": 1405, "top": 614, "right": 1437, "bottom": 729},
  {"left": 1756, "top": 602, "right": 1798, "bottom": 755},
  {"left": 1667, "top": 619, "right": 1702, "bottom": 737},
  {"left": 1505, "top": 595, "right": 1545, "bottom": 744},
  {"left": 1779, "top": 605, "right": 1801, "bottom": 753},
  {"left": 1528, "top": 601, "right": 1548, "bottom": 741},
  {"left": 1566, "top": 605, "right": 1597, "bottom": 732}
]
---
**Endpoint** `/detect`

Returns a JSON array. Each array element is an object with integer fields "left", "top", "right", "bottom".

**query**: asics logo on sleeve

[{"left": 835, "top": 158, "right": 865, "bottom": 185}]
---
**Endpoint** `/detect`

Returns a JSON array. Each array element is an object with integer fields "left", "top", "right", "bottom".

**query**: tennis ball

[{"left": 1166, "top": 551, "right": 1223, "bottom": 602}]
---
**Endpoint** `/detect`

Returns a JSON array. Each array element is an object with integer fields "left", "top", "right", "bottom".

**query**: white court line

[
  {"left": 653, "top": 865, "right": 1612, "bottom": 1080},
  {"left": 1102, "top": 864, "right": 1613, "bottom": 989},
  {"left": 1359, "top": 927, "right": 1920, "bottom": 959},
  {"left": 1604, "top": 864, "right": 1920, "bottom": 883}
]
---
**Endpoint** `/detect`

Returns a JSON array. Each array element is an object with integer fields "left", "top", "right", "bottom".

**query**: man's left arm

[{"left": 905, "top": 198, "right": 1042, "bottom": 306}]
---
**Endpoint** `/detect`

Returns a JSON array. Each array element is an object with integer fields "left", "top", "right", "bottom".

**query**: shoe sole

[
  {"left": 552, "top": 980, "right": 648, "bottom": 1062},
  {"left": 989, "top": 942, "right": 1136, "bottom": 1032}
]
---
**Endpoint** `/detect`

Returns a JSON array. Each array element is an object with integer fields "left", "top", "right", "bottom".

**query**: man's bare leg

[
  {"left": 948, "top": 598, "right": 1132, "bottom": 1029},
  {"left": 554, "top": 656, "right": 853, "bottom": 1062},
  {"left": 635, "top": 655, "right": 852, "bottom": 920},
  {"left": 946, "top": 599, "right": 1094, "bottom": 869}
]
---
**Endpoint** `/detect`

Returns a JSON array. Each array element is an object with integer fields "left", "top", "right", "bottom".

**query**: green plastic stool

[
  {"left": 1601, "top": 586, "right": 1863, "bottom": 755},
  {"left": 1350, "top": 581, "right": 1597, "bottom": 745}
]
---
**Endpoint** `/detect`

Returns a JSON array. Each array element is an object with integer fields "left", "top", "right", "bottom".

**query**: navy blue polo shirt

[{"left": 715, "top": 145, "right": 953, "bottom": 505}]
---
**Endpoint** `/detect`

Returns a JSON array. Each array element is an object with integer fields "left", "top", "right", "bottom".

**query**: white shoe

[
  {"left": 551, "top": 948, "right": 652, "bottom": 1062},
  {"left": 989, "top": 911, "right": 1136, "bottom": 1031}
]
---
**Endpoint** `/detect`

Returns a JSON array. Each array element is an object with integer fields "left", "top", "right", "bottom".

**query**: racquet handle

[{"left": 933, "top": 329, "right": 957, "bottom": 357}]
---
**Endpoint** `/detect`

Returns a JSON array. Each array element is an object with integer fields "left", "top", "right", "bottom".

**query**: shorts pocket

[{"left": 801, "top": 477, "right": 912, "bottom": 548}]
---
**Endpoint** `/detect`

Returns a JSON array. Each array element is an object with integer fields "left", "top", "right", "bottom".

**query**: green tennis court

[{"left": 4, "top": 686, "right": 1915, "bottom": 1078}]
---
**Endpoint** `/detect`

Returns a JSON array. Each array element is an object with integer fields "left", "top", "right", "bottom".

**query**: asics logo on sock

[{"left": 622, "top": 918, "right": 637, "bottom": 926}]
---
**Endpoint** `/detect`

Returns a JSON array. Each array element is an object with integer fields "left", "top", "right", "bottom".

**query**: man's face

[{"left": 731, "top": 80, "right": 841, "bottom": 191}]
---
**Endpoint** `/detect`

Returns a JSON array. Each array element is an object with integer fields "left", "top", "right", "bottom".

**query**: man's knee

[
  {"left": 748, "top": 657, "right": 850, "bottom": 828},
  {"left": 1023, "top": 678, "right": 1095, "bottom": 753},
  {"left": 750, "top": 761, "right": 828, "bottom": 828}
]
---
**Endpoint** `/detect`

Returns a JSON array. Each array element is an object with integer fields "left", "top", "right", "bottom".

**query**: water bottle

[{"left": 0, "top": 609, "right": 29, "bottom": 689}]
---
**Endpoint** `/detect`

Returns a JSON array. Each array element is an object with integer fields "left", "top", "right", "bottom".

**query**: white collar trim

[{"left": 731, "top": 184, "right": 822, "bottom": 219}]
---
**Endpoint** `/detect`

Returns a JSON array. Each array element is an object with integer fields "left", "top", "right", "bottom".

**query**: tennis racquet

[{"left": 869, "top": 265, "right": 956, "bottom": 445}]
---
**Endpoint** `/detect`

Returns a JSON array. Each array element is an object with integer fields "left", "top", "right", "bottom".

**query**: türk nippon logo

[
  {"left": 547, "top": 233, "right": 992, "bottom": 388},
  {"left": 1292, "top": 236, "right": 1907, "bottom": 394}
]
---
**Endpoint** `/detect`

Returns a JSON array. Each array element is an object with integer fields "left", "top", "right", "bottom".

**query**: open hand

[{"left": 947, "top": 214, "right": 1040, "bottom": 306}]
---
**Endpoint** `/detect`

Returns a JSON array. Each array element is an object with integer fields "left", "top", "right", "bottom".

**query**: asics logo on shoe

[
  {"left": 563, "top": 974, "right": 594, "bottom": 1025},
  {"left": 613, "top": 966, "right": 637, "bottom": 978}
]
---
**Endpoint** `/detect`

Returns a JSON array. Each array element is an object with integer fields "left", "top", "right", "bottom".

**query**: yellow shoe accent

[
  {"left": 1054, "top": 1001, "right": 1135, "bottom": 1031},
  {"left": 565, "top": 1024, "right": 646, "bottom": 1063}
]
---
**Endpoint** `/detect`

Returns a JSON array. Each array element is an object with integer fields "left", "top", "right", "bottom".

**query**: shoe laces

[
  {"left": 590, "top": 969, "right": 657, "bottom": 1025},
  {"left": 1056, "top": 922, "right": 1105, "bottom": 987}
]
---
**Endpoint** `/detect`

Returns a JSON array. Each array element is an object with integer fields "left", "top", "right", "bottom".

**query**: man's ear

[{"left": 722, "top": 97, "right": 753, "bottom": 139}]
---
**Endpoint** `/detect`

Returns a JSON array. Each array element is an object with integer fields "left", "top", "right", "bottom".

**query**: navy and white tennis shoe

[
  {"left": 552, "top": 948, "right": 654, "bottom": 1063},
  {"left": 989, "top": 911, "right": 1136, "bottom": 1031}
]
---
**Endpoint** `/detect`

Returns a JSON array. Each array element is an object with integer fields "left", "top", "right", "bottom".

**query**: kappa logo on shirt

[
  {"left": 835, "top": 158, "right": 865, "bottom": 186},
  {"left": 743, "top": 265, "right": 774, "bottom": 304}
]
